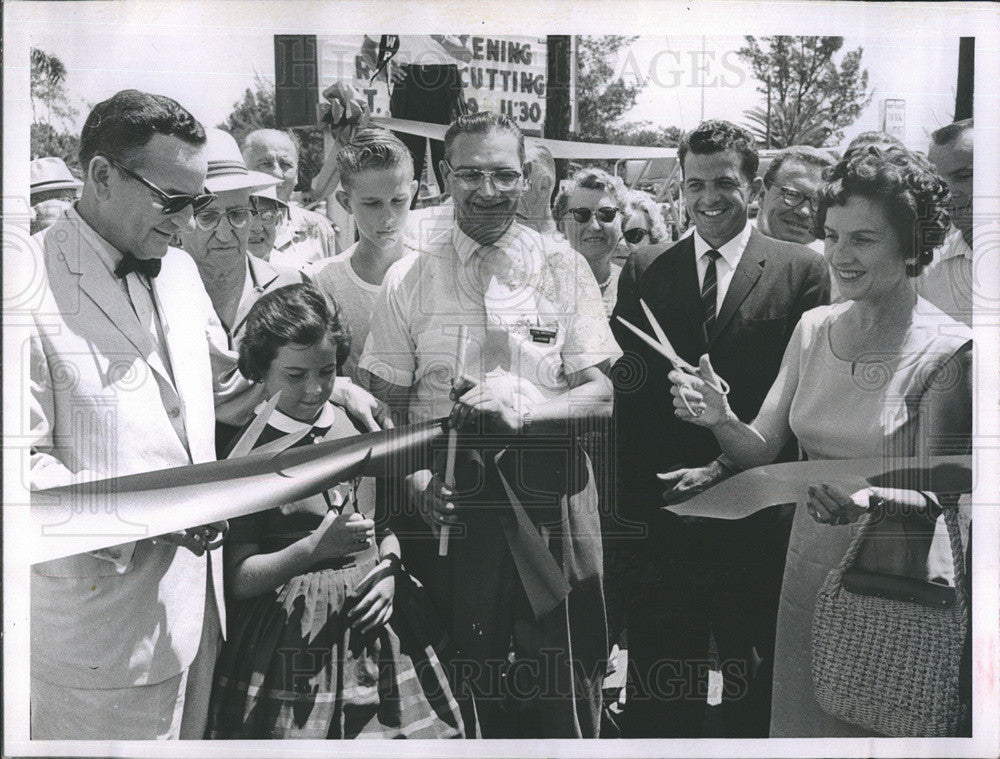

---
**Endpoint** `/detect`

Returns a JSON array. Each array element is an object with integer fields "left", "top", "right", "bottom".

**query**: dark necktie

[
  {"left": 701, "top": 249, "right": 721, "bottom": 335},
  {"left": 115, "top": 253, "right": 162, "bottom": 279}
]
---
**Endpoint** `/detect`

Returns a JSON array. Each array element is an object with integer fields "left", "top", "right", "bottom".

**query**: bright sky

[{"left": 17, "top": 4, "right": 965, "bottom": 153}]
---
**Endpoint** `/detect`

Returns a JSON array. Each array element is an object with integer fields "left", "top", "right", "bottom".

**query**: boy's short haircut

[{"left": 336, "top": 127, "right": 415, "bottom": 190}]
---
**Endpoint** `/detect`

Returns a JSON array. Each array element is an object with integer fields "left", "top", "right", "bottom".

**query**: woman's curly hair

[
  {"left": 812, "top": 145, "right": 951, "bottom": 276},
  {"left": 552, "top": 167, "right": 628, "bottom": 223}
]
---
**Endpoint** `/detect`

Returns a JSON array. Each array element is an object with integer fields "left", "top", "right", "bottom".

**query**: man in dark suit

[{"left": 611, "top": 120, "right": 830, "bottom": 738}]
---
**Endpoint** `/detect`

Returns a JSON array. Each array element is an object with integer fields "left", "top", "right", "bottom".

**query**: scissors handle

[{"left": 675, "top": 364, "right": 730, "bottom": 418}]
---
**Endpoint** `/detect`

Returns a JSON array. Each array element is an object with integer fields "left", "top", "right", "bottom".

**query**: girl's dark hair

[
  {"left": 813, "top": 145, "right": 951, "bottom": 276},
  {"left": 238, "top": 283, "right": 351, "bottom": 382}
]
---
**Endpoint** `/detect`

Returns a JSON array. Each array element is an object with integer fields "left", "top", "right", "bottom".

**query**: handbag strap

[{"left": 830, "top": 500, "right": 968, "bottom": 618}]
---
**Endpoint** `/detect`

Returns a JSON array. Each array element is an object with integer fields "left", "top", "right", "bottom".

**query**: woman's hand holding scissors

[{"left": 669, "top": 354, "right": 733, "bottom": 428}]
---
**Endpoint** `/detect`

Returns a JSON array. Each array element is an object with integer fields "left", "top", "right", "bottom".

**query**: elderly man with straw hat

[
  {"left": 29, "top": 155, "right": 83, "bottom": 234},
  {"left": 186, "top": 129, "right": 392, "bottom": 440}
]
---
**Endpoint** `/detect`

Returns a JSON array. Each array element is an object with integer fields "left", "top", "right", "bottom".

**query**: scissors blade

[
  {"left": 615, "top": 316, "right": 679, "bottom": 367},
  {"left": 638, "top": 299, "right": 670, "bottom": 350},
  {"left": 251, "top": 426, "right": 312, "bottom": 457},
  {"left": 638, "top": 298, "right": 693, "bottom": 370},
  {"left": 226, "top": 390, "right": 282, "bottom": 459}
]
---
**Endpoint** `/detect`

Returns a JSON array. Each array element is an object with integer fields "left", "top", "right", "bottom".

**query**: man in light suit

[
  {"left": 26, "top": 90, "right": 227, "bottom": 739},
  {"left": 611, "top": 120, "right": 830, "bottom": 737}
]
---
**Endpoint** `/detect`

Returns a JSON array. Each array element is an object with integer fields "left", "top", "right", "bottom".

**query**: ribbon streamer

[
  {"left": 30, "top": 419, "right": 447, "bottom": 565},
  {"left": 665, "top": 455, "right": 972, "bottom": 520}
]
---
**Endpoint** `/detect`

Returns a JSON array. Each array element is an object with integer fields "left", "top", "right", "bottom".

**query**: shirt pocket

[{"left": 507, "top": 317, "right": 567, "bottom": 394}]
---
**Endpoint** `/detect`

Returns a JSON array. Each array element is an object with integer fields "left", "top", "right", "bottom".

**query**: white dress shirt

[{"left": 692, "top": 222, "right": 752, "bottom": 311}]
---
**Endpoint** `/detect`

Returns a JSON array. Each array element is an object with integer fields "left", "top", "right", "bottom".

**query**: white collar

[
  {"left": 66, "top": 203, "right": 127, "bottom": 276},
  {"left": 693, "top": 222, "right": 752, "bottom": 269},
  {"left": 254, "top": 400, "right": 338, "bottom": 434},
  {"left": 452, "top": 220, "right": 522, "bottom": 264},
  {"left": 938, "top": 226, "right": 972, "bottom": 262}
]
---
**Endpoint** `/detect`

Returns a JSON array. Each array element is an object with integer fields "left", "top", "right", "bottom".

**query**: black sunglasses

[
  {"left": 623, "top": 227, "right": 649, "bottom": 244},
  {"left": 568, "top": 206, "right": 618, "bottom": 224},
  {"left": 105, "top": 156, "right": 216, "bottom": 215}
]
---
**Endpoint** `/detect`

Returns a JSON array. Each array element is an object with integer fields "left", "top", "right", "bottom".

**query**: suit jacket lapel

[
  {"left": 63, "top": 228, "right": 155, "bottom": 361},
  {"left": 641, "top": 236, "right": 704, "bottom": 360},
  {"left": 710, "top": 228, "right": 765, "bottom": 346},
  {"left": 151, "top": 261, "right": 209, "bottom": 460}
]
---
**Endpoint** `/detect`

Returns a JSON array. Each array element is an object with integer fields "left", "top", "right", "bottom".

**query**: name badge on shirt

[{"left": 530, "top": 327, "right": 557, "bottom": 344}]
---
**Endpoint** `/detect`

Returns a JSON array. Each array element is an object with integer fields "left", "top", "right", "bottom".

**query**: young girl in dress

[{"left": 208, "top": 283, "right": 464, "bottom": 739}]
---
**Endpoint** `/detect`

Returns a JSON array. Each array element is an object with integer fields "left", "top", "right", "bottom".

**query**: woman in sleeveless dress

[{"left": 666, "top": 145, "right": 971, "bottom": 736}]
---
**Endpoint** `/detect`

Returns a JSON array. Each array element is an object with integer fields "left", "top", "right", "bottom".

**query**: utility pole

[
  {"left": 545, "top": 35, "right": 572, "bottom": 184},
  {"left": 955, "top": 37, "right": 974, "bottom": 121}
]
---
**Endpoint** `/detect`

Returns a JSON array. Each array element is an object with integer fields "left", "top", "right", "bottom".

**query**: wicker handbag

[{"left": 812, "top": 504, "right": 969, "bottom": 736}]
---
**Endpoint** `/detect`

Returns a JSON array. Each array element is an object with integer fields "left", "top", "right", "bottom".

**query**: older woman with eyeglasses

[
  {"left": 553, "top": 167, "right": 629, "bottom": 315},
  {"left": 621, "top": 190, "right": 671, "bottom": 252}
]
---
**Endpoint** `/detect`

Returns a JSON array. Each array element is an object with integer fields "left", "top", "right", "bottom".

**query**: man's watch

[{"left": 520, "top": 407, "right": 533, "bottom": 432}]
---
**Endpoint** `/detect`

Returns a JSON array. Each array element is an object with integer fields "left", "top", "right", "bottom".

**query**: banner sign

[{"left": 316, "top": 35, "right": 548, "bottom": 135}]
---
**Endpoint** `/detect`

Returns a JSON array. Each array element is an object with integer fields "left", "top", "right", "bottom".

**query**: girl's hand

[
  {"left": 669, "top": 355, "right": 731, "bottom": 427},
  {"left": 309, "top": 511, "right": 375, "bottom": 560},
  {"left": 805, "top": 483, "right": 868, "bottom": 526},
  {"left": 348, "top": 560, "right": 397, "bottom": 633}
]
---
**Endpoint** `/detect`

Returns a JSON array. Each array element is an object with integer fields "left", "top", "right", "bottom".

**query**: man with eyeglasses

[
  {"left": 611, "top": 120, "right": 830, "bottom": 738},
  {"left": 755, "top": 147, "right": 838, "bottom": 302},
  {"left": 179, "top": 129, "right": 303, "bottom": 353},
  {"left": 23, "top": 89, "right": 229, "bottom": 739},
  {"left": 756, "top": 146, "right": 835, "bottom": 252},
  {"left": 180, "top": 129, "right": 393, "bottom": 441},
  {"left": 360, "top": 111, "right": 620, "bottom": 737}
]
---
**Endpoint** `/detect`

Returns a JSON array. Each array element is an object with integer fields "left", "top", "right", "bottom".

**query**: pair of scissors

[{"left": 615, "top": 298, "right": 731, "bottom": 417}]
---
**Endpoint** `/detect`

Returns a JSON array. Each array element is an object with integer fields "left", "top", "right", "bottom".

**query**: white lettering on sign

[
  {"left": 317, "top": 35, "right": 548, "bottom": 134},
  {"left": 882, "top": 99, "right": 906, "bottom": 141}
]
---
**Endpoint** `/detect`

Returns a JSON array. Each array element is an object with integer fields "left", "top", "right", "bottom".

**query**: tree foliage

[
  {"left": 574, "top": 36, "right": 644, "bottom": 143},
  {"left": 220, "top": 73, "right": 325, "bottom": 196},
  {"left": 30, "top": 48, "right": 82, "bottom": 174},
  {"left": 737, "top": 36, "right": 872, "bottom": 147},
  {"left": 605, "top": 121, "right": 681, "bottom": 148}
]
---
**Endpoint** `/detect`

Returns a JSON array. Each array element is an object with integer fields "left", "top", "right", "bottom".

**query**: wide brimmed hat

[
  {"left": 204, "top": 129, "right": 280, "bottom": 194},
  {"left": 30, "top": 156, "right": 83, "bottom": 196},
  {"left": 250, "top": 183, "right": 290, "bottom": 208}
]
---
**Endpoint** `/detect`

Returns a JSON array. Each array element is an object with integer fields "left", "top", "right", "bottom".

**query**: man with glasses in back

[
  {"left": 754, "top": 145, "right": 838, "bottom": 300},
  {"left": 756, "top": 146, "right": 835, "bottom": 252},
  {"left": 24, "top": 89, "right": 228, "bottom": 739},
  {"left": 360, "top": 111, "right": 620, "bottom": 737}
]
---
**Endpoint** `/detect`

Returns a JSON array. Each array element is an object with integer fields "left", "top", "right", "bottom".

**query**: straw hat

[
  {"left": 30, "top": 156, "right": 83, "bottom": 197},
  {"left": 204, "top": 129, "right": 280, "bottom": 194},
  {"left": 250, "top": 183, "right": 289, "bottom": 209}
]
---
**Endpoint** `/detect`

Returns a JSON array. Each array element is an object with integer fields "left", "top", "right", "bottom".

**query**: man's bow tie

[{"left": 115, "top": 254, "right": 162, "bottom": 279}]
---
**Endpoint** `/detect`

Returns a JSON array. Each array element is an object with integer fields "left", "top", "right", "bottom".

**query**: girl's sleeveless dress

[{"left": 208, "top": 402, "right": 465, "bottom": 738}]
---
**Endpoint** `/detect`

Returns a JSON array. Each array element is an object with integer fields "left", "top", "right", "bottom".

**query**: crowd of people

[{"left": 22, "top": 85, "right": 974, "bottom": 741}]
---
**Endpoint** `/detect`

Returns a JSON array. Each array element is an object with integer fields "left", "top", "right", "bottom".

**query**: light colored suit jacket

[{"left": 26, "top": 210, "right": 224, "bottom": 689}]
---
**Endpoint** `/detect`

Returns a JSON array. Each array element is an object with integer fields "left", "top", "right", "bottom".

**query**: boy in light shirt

[{"left": 305, "top": 129, "right": 418, "bottom": 382}]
